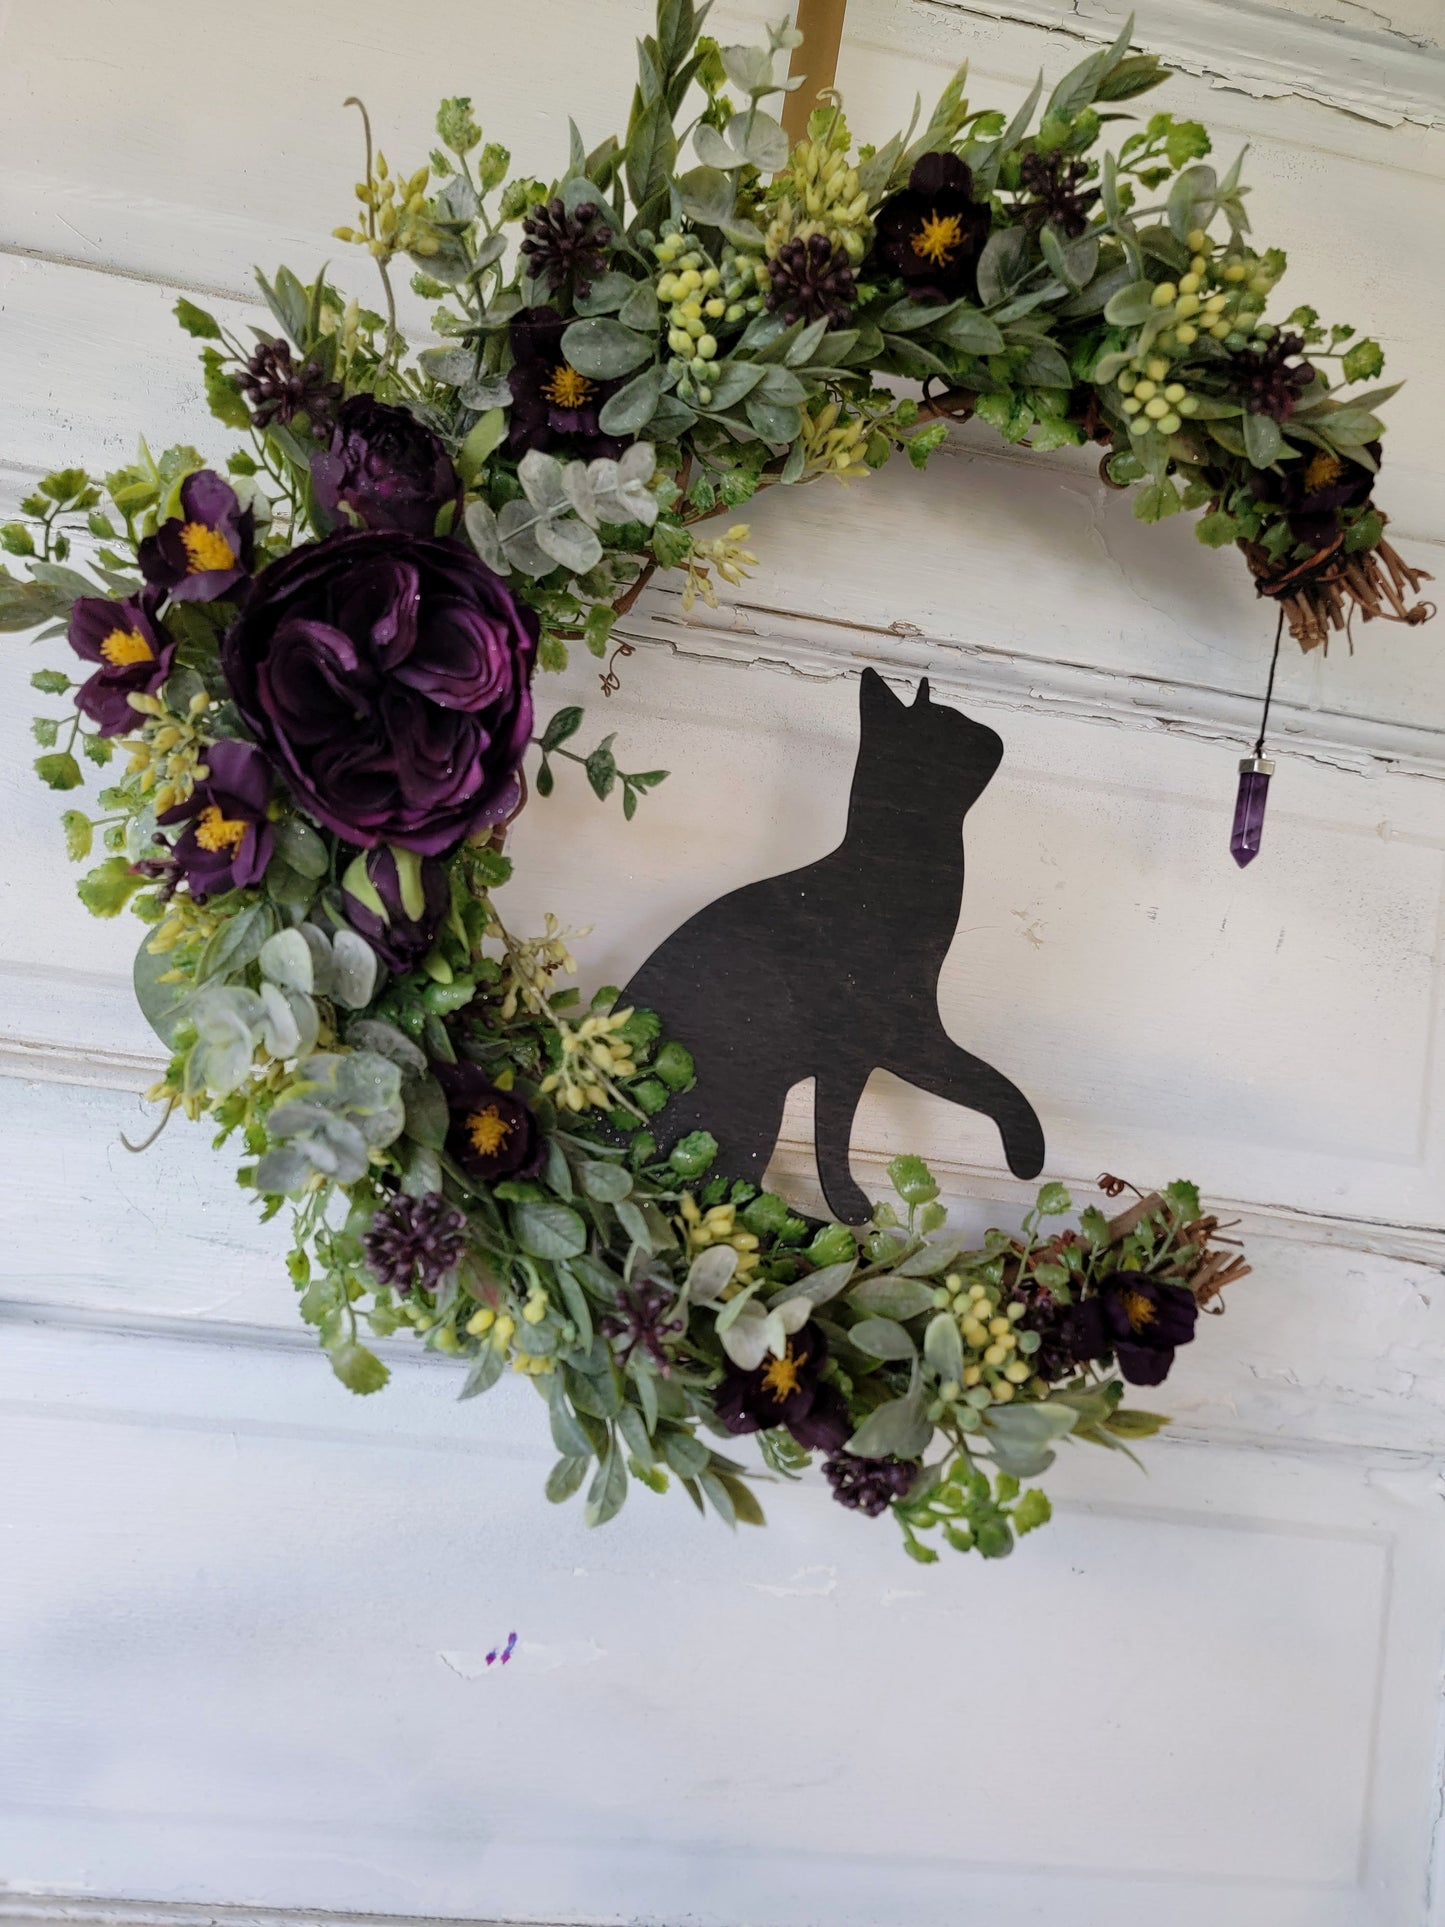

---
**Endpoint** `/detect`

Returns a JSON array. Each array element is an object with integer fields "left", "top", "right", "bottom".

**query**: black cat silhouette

[{"left": 622, "top": 668, "right": 1045, "bottom": 1222}]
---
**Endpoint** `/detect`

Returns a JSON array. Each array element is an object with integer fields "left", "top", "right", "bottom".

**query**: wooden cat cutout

[{"left": 622, "top": 668, "right": 1045, "bottom": 1222}]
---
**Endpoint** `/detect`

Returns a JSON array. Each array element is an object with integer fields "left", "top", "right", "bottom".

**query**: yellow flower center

[
  {"left": 180, "top": 522, "right": 238, "bottom": 575},
  {"left": 99, "top": 625, "right": 154, "bottom": 668},
  {"left": 760, "top": 1342, "right": 804, "bottom": 1400},
  {"left": 1304, "top": 450, "right": 1344, "bottom": 493},
  {"left": 467, "top": 1104, "right": 513, "bottom": 1157},
  {"left": 911, "top": 209, "right": 964, "bottom": 267},
  {"left": 192, "top": 804, "right": 249, "bottom": 854},
  {"left": 542, "top": 362, "right": 596, "bottom": 409},
  {"left": 1121, "top": 1288, "right": 1156, "bottom": 1333}
]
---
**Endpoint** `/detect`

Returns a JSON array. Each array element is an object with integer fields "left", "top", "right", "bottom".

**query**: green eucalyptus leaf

[
  {"left": 1242, "top": 409, "right": 1284, "bottom": 467},
  {"left": 924, "top": 1311, "right": 964, "bottom": 1382},
  {"left": 133, "top": 930, "right": 193, "bottom": 1046},
  {"left": 599, "top": 364, "right": 666, "bottom": 436},
  {"left": 459, "top": 1345, "right": 506, "bottom": 1401},
  {"left": 848, "top": 1275, "right": 938, "bottom": 1320},
  {"left": 849, "top": 1316, "right": 917, "bottom": 1361},
  {"left": 578, "top": 1159, "right": 633, "bottom": 1202},
  {"left": 572, "top": 271, "right": 636, "bottom": 316},
  {"left": 561, "top": 318, "right": 655, "bottom": 380},
  {"left": 546, "top": 1455, "right": 591, "bottom": 1502},
  {"left": 1103, "top": 279, "right": 1158, "bottom": 327},
  {"left": 845, "top": 1386, "right": 933, "bottom": 1460},
  {"left": 585, "top": 1439, "right": 629, "bottom": 1527},
  {"left": 273, "top": 815, "right": 330, "bottom": 880},
  {"left": 512, "top": 1198, "right": 589, "bottom": 1260}
]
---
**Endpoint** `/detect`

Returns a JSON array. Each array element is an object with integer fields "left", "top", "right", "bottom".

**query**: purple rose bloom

[
  {"left": 435, "top": 1061, "right": 545, "bottom": 1184},
  {"left": 311, "top": 396, "right": 462, "bottom": 538},
  {"left": 66, "top": 592, "right": 174, "bottom": 736},
  {"left": 871, "top": 152, "right": 992, "bottom": 303},
  {"left": 507, "top": 307, "right": 627, "bottom": 460},
  {"left": 1065, "top": 1271, "right": 1199, "bottom": 1388},
  {"left": 340, "top": 844, "right": 450, "bottom": 973},
  {"left": 139, "top": 470, "right": 254, "bottom": 603},
  {"left": 220, "top": 530, "right": 538, "bottom": 855},
  {"left": 715, "top": 1322, "right": 852, "bottom": 1452},
  {"left": 156, "top": 738, "right": 274, "bottom": 899}
]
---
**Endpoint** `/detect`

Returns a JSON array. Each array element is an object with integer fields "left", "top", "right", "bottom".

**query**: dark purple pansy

[
  {"left": 311, "top": 396, "right": 462, "bottom": 539},
  {"left": 156, "top": 738, "right": 274, "bottom": 899},
  {"left": 340, "top": 844, "right": 450, "bottom": 974},
  {"left": 434, "top": 1061, "right": 545, "bottom": 1184},
  {"left": 506, "top": 306, "right": 627, "bottom": 460},
  {"left": 1065, "top": 1270, "right": 1199, "bottom": 1388},
  {"left": 715, "top": 1321, "right": 852, "bottom": 1452},
  {"left": 871, "top": 152, "right": 992, "bottom": 303},
  {"left": 139, "top": 470, "right": 253, "bottom": 603},
  {"left": 66, "top": 592, "right": 174, "bottom": 736},
  {"left": 219, "top": 529, "right": 538, "bottom": 855},
  {"left": 1265, "top": 441, "right": 1381, "bottom": 553}
]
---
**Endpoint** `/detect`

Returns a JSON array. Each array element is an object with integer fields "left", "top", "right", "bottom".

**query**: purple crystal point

[{"left": 1230, "top": 756, "right": 1274, "bottom": 867}]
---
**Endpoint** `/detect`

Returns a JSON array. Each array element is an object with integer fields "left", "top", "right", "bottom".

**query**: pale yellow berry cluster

[
  {"left": 680, "top": 524, "right": 758, "bottom": 612},
  {"left": 537, "top": 1007, "right": 637, "bottom": 1112},
  {"left": 146, "top": 891, "right": 222, "bottom": 959},
  {"left": 764, "top": 136, "right": 872, "bottom": 266},
  {"left": 800, "top": 402, "right": 871, "bottom": 484},
  {"left": 333, "top": 155, "right": 438, "bottom": 261},
  {"left": 676, "top": 1193, "right": 761, "bottom": 1279},
  {"left": 497, "top": 912, "right": 581, "bottom": 1022},
  {"left": 462, "top": 1291, "right": 554, "bottom": 1372},
  {"left": 933, "top": 1271, "right": 1038, "bottom": 1407},
  {"left": 121, "top": 688, "right": 214, "bottom": 817},
  {"left": 653, "top": 228, "right": 764, "bottom": 401},
  {"left": 1118, "top": 229, "right": 1283, "bottom": 442}
]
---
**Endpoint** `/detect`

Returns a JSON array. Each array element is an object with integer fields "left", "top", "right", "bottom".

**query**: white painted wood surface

[{"left": 3, "top": 0, "right": 1445, "bottom": 1922}]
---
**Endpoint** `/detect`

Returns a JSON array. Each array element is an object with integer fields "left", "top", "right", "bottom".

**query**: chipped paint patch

[
  {"left": 747, "top": 1564, "right": 839, "bottom": 1597},
  {"left": 914, "top": 0, "right": 1445, "bottom": 128}
]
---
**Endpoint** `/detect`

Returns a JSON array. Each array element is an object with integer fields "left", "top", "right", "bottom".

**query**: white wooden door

[{"left": 3, "top": 2, "right": 1445, "bottom": 1923}]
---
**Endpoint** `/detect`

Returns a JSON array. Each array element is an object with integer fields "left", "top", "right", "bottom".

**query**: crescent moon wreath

[{"left": 30, "top": 0, "right": 1435, "bottom": 1561}]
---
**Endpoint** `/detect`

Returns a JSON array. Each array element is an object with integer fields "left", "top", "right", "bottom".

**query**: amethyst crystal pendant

[{"left": 1230, "top": 755, "right": 1274, "bottom": 867}]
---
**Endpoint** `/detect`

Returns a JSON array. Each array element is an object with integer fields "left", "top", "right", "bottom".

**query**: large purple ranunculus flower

[
  {"left": 220, "top": 530, "right": 538, "bottom": 855},
  {"left": 715, "top": 1321, "right": 851, "bottom": 1452},
  {"left": 157, "top": 738, "right": 274, "bottom": 898},
  {"left": 311, "top": 396, "right": 461, "bottom": 538},
  {"left": 67, "top": 592, "right": 175, "bottom": 736},
  {"left": 435, "top": 1061, "right": 545, "bottom": 1185},
  {"left": 1065, "top": 1270, "right": 1199, "bottom": 1388},
  {"left": 139, "top": 470, "right": 253, "bottom": 603},
  {"left": 871, "top": 152, "right": 992, "bottom": 304},
  {"left": 340, "top": 844, "right": 450, "bottom": 973},
  {"left": 507, "top": 307, "right": 627, "bottom": 460}
]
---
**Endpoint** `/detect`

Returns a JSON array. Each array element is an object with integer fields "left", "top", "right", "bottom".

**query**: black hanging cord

[{"left": 1254, "top": 609, "right": 1285, "bottom": 759}]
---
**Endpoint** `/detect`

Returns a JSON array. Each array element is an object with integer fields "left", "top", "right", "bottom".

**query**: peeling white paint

[
  {"left": 915, "top": 0, "right": 1445, "bottom": 127},
  {"left": 746, "top": 1565, "right": 840, "bottom": 1597}
]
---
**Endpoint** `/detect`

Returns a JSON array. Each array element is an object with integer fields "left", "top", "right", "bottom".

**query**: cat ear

[
  {"left": 859, "top": 666, "right": 907, "bottom": 725},
  {"left": 913, "top": 678, "right": 932, "bottom": 707}
]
